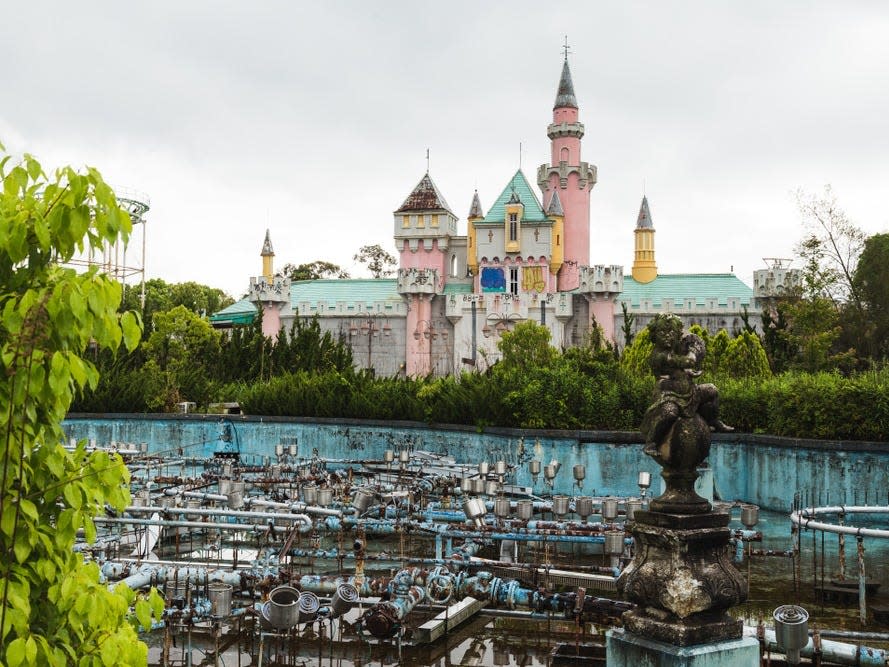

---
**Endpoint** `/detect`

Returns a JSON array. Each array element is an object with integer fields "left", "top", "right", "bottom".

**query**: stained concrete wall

[{"left": 63, "top": 416, "right": 889, "bottom": 513}]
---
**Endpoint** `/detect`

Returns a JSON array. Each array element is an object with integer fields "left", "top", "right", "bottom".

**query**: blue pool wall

[{"left": 63, "top": 415, "right": 889, "bottom": 513}]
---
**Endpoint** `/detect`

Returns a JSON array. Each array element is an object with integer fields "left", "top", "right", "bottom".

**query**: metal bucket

[
  {"left": 515, "top": 499, "right": 533, "bottom": 521},
  {"left": 469, "top": 478, "right": 485, "bottom": 494},
  {"left": 208, "top": 582, "right": 233, "bottom": 618},
  {"left": 185, "top": 499, "right": 202, "bottom": 520},
  {"left": 495, "top": 460, "right": 507, "bottom": 475},
  {"left": 227, "top": 481, "right": 246, "bottom": 510},
  {"left": 552, "top": 495, "right": 569, "bottom": 517},
  {"left": 484, "top": 480, "right": 499, "bottom": 497},
  {"left": 741, "top": 504, "right": 760, "bottom": 529},
  {"left": 494, "top": 498, "right": 511, "bottom": 518},
  {"left": 265, "top": 585, "right": 301, "bottom": 629},
  {"left": 462, "top": 497, "right": 487, "bottom": 522},
  {"left": 275, "top": 443, "right": 285, "bottom": 457},
  {"left": 218, "top": 478, "right": 233, "bottom": 495},
  {"left": 303, "top": 485, "right": 318, "bottom": 506},
  {"left": 626, "top": 500, "right": 643, "bottom": 522},
  {"left": 601, "top": 498, "right": 619, "bottom": 521},
  {"left": 297, "top": 591, "right": 320, "bottom": 623},
  {"left": 352, "top": 487, "right": 375, "bottom": 513},
  {"left": 317, "top": 487, "right": 333, "bottom": 507},
  {"left": 604, "top": 531, "right": 624, "bottom": 556},
  {"left": 575, "top": 496, "right": 594, "bottom": 520},
  {"left": 331, "top": 583, "right": 359, "bottom": 617},
  {"left": 460, "top": 477, "right": 473, "bottom": 493}
]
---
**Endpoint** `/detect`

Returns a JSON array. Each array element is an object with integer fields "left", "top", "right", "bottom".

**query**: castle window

[
  {"left": 418, "top": 215, "right": 426, "bottom": 228},
  {"left": 402, "top": 215, "right": 411, "bottom": 228},
  {"left": 510, "top": 267, "right": 519, "bottom": 295},
  {"left": 560, "top": 147, "right": 569, "bottom": 163},
  {"left": 431, "top": 214, "right": 439, "bottom": 228},
  {"left": 509, "top": 213, "right": 518, "bottom": 241},
  {"left": 451, "top": 254, "right": 457, "bottom": 277}
]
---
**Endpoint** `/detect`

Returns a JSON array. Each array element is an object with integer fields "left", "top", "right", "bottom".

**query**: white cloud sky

[{"left": 3, "top": 1, "right": 888, "bottom": 298}]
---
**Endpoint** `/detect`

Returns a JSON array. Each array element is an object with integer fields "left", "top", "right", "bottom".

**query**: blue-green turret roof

[
  {"left": 546, "top": 189, "right": 564, "bottom": 216},
  {"left": 481, "top": 170, "right": 548, "bottom": 224}
]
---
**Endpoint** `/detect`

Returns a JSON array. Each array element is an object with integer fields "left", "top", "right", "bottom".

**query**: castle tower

[
  {"left": 249, "top": 229, "right": 291, "bottom": 339},
  {"left": 466, "top": 191, "right": 483, "bottom": 276},
  {"left": 631, "top": 196, "right": 657, "bottom": 283},
  {"left": 394, "top": 172, "right": 455, "bottom": 376},
  {"left": 261, "top": 228, "right": 275, "bottom": 280},
  {"left": 537, "top": 56, "right": 597, "bottom": 292}
]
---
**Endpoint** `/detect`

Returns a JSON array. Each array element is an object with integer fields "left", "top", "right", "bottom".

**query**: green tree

[
  {"left": 620, "top": 326, "right": 653, "bottom": 378},
  {"left": 282, "top": 261, "right": 350, "bottom": 281},
  {"left": 0, "top": 148, "right": 162, "bottom": 665},
  {"left": 495, "top": 321, "right": 558, "bottom": 375},
  {"left": 353, "top": 244, "right": 396, "bottom": 278},
  {"left": 620, "top": 301, "right": 635, "bottom": 348},
  {"left": 121, "top": 278, "right": 233, "bottom": 337},
  {"left": 143, "top": 305, "right": 222, "bottom": 409},
  {"left": 721, "top": 330, "right": 771, "bottom": 378},
  {"left": 852, "top": 233, "right": 889, "bottom": 360}
]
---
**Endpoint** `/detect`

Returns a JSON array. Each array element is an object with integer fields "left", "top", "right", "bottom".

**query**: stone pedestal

[
  {"left": 617, "top": 511, "right": 747, "bottom": 646},
  {"left": 606, "top": 628, "right": 759, "bottom": 667}
]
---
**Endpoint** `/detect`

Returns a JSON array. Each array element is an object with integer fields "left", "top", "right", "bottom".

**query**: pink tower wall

[
  {"left": 405, "top": 295, "right": 433, "bottom": 376},
  {"left": 261, "top": 302, "right": 282, "bottom": 339},
  {"left": 590, "top": 299, "right": 616, "bottom": 343}
]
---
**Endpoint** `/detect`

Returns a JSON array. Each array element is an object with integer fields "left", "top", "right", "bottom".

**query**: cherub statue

[{"left": 640, "top": 315, "right": 731, "bottom": 509}]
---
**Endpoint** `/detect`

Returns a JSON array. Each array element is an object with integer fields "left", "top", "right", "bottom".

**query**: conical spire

[
  {"left": 468, "top": 190, "right": 483, "bottom": 219},
  {"left": 395, "top": 173, "right": 454, "bottom": 215},
  {"left": 554, "top": 58, "right": 578, "bottom": 109},
  {"left": 636, "top": 196, "right": 653, "bottom": 229},
  {"left": 261, "top": 228, "right": 274, "bottom": 256},
  {"left": 546, "top": 189, "right": 564, "bottom": 217}
]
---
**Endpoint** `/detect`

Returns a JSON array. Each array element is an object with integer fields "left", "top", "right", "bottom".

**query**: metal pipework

[
  {"left": 123, "top": 505, "right": 313, "bottom": 528},
  {"left": 102, "top": 562, "right": 246, "bottom": 591}
]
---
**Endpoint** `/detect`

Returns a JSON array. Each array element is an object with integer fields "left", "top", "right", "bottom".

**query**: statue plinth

[{"left": 617, "top": 510, "right": 747, "bottom": 646}]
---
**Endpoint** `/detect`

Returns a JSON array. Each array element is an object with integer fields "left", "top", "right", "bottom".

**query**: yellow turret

[
  {"left": 261, "top": 229, "right": 275, "bottom": 280},
  {"left": 466, "top": 191, "right": 483, "bottom": 276},
  {"left": 546, "top": 190, "right": 564, "bottom": 275},
  {"left": 631, "top": 196, "right": 657, "bottom": 283}
]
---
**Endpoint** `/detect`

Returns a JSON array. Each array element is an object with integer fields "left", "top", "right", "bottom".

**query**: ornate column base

[{"left": 617, "top": 511, "right": 747, "bottom": 647}]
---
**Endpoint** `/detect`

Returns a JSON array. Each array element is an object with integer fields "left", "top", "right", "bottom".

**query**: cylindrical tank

[
  {"left": 637, "top": 471, "right": 652, "bottom": 490},
  {"left": 331, "top": 583, "right": 359, "bottom": 617},
  {"left": 495, "top": 461, "right": 507, "bottom": 476},
  {"left": 573, "top": 464, "right": 586, "bottom": 482},
  {"left": 544, "top": 464, "right": 558, "bottom": 481},
  {"left": 602, "top": 498, "right": 619, "bottom": 521},
  {"left": 352, "top": 487, "right": 375, "bottom": 513},
  {"left": 552, "top": 495, "right": 570, "bottom": 516},
  {"left": 478, "top": 461, "right": 490, "bottom": 476},
  {"left": 741, "top": 504, "right": 760, "bottom": 529},
  {"left": 317, "top": 487, "right": 333, "bottom": 507},
  {"left": 516, "top": 499, "right": 533, "bottom": 521},
  {"left": 529, "top": 460, "right": 541, "bottom": 476},
  {"left": 185, "top": 499, "right": 202, "bottom": 521},
  {"left": 627, "top": 500, "right": 643, "bottom": 522},
  {"left": 470, "top": 478, "right": 485, "bottom": 495},
  {"left": 484, "top": 480, "right": 499, "bottom": 497},
  {"left": 384, "top": 450, "right": 394, "bottom": 463},
  {"left": 266, "top": 586, "right": 301, "bottom": 630},
  {"left": 275, "top": 443, "right": 285, "bottom": 457},
  {"left": 604, "top": 531, "right": 624, "bottom": 556},
  {"left": 297, "top": 591, "right": 320, "bottom": 624},
  {"left": 460, "top": 477, "right": 473, "bottom": 493},
  {"left": 462, "top": 497, "right": 487, "bottom": 525},
  {"left": 303, "top": 485, "right": 318, "bottom": 506},
  {"left": 218, "top": 478, "right": 233, "bottom": 496},
  {"left": 288, "top": 443, "right": 298, "bottom": 457},
  {"left": 227, "top": 481, "right": 246, "bottom": 510},
  {"left": 208, "top": 582, "right": 233, "bottom": 618},
  {"left": 494, "top": 498, "right": 511, "bottom": 518},
  {"left": 575, "top": 496, "right": 594, "bottom": 520},
  {"left": 773, "top": 605, "right": 809, "bottom": 665},
  {"left": 399, "top": 450, "right": 410, "bottom": 463}
]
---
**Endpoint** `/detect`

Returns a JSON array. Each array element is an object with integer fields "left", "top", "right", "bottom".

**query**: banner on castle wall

[
  {"left": 481, "top": 267, "right": 505, "bottom": 292},
  {"left": 522, "top": 265, "right": 545, "bottom": 293}
]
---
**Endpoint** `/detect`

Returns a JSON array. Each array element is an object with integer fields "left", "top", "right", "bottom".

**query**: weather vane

[
  {"left": 562, "top": 35, "right": 571, "bottom": 60},
  {"left": 426, "top": 148, "right": 430, "bottom": 174}
]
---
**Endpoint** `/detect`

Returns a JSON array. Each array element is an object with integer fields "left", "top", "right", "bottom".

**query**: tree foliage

[
  {"left": 0, "top": 148, "right": 162, "bottom": 665},
  {"left": 852, "top": 233, "right": 889, "bottom": 360},
  {"left": 281, "top": 261, "right": 350, "bottom": 281},
  {"left": 353, "top": 244, "right": 396, "bottom": 278}
]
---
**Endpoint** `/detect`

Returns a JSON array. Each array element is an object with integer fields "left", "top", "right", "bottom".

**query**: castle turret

[
  {"left": 466, "top": 191, "right": 483, "bottom": 276},
  {"left": 261, "top": 228, "right": 275, "bottom": 280},
  {"left": 631, "top": 196, "right": 657, "bottom": 283},
  {"left": 537, "top": 57, "right": 597, "bottom": 292}
]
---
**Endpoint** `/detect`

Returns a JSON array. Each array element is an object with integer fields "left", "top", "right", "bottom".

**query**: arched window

[
  {"left": 451, "top": 254, "right": 458, "bottom": 277},
  {"left": 560, "top": 147, "right": 569, "bottom": 163}
]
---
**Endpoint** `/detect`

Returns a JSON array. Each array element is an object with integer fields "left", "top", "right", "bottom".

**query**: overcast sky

[{"left": 3, "top": 2, "right": 888, "bottom": 299}]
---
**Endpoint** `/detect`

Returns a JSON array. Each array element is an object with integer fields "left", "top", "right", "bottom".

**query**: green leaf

[
  {"left": 14, "top": 540, "right": 32, "bottom": 563},
  {"left": 120, "top": 311, "right": 141, "bottom": 352},
  {"left": 7, "top": 636, "right": 26, "bottom": 667},
  {"left": 63, "top": 484, "right": 82, "bottom": 510},
  {"left": 134, "top": 599, "right": 151, "bottom": 630}
]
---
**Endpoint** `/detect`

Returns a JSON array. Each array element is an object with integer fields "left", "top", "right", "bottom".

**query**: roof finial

[
  {"left": 519, "top": 141, "right": 522, "bottom": 170},
  {"left": 426, "top": 148, "right": 430, "bottom": 174},
  {"left": 562, "top": 35, "right": 571, "bottom": 61}
]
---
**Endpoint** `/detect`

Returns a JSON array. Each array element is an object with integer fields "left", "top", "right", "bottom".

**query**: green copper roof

[
  {"left": 481, "top": 170, "right": 548, "bottom": 224},
  {"left": 290, "top": 279, "right": 402, "bottom": 312},
  {"left": 443, "top": 281, "right": 473, "bottom": 295},
  {"left": 619, "top": 274, "right": 753, "bottom": 308},
  {"left": 209, "top": 299, "right": 257, "bottom": 326}
]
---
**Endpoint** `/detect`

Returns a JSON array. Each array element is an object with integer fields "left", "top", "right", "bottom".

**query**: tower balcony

[
  {"left": 396, "top": 267, "right": 442, "bottom": 295},
  {"left": 546, "top": 121, "right": 585, "bottom": 140},
  {"left": 537, "top": 161, "right": 597, "bottom": 191},
  {"left": 249, "top": 275, "right": 291, "bottom": 304},
  {"left": 578, "top": 265, "right": 624, "bottom": 296}
]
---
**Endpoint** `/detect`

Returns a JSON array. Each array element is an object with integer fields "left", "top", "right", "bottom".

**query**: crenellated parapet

[
  {"left": 249, "top": 274, "right": 291, "bottom": 305},
  {"left": 753, "top": 267, "right": 802, "bottom": 300},
  {"left": 546, "top": 120, "right": 585, "bottom": 140},
  {"left": 396, "top": 267, "right": 442, "bottom": 295},
  {"left": 537, "top": 161, "right": 597, "bottom": 191},
  {"left": 578, "top": 265, "right": 624, "bottom": 295}
]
